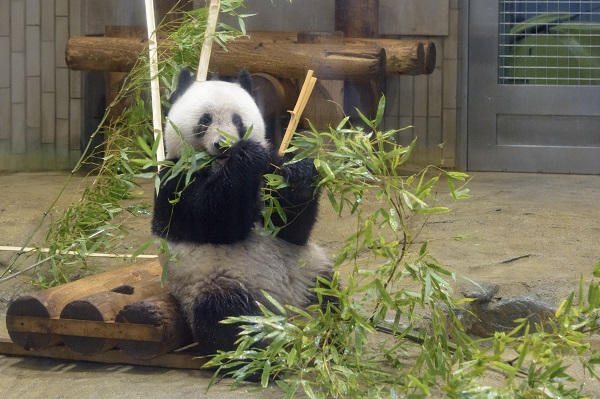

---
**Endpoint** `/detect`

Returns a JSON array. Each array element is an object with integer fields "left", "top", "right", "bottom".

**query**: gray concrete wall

[
  {"left": 0, "top": 0, "right": 84, "bottom": 171},
  {"left": 0, "top": 0, "right": 461, "bottom": 171}
]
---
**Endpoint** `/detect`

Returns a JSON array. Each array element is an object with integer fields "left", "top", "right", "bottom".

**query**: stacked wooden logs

[
  {"left": 4, "top": 260, "right": 200, "bottom": 367},
  {"left": 65, "top": 31, "right": 436, "bottom": 78}
]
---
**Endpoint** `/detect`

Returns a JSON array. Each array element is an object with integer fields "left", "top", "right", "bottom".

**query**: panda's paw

[
  {"left": 281, "top": 158, "right": 318, "bottom": 188},
  {"left": 223, "top": 139, "right": 270, "bottom": 170},
  {"left": 191, "top": 281, "right": 260, "bottom": 356}
]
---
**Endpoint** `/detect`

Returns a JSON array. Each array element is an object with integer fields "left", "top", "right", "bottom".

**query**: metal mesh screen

[{"left": 499, "top": 0, "right": 600, "bottom": 85}]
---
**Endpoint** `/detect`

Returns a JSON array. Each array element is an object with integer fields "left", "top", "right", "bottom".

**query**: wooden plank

[
  {"left": 6, "top": 315, "right": 164, "bottom": 342},
  {"left": 0, "top": 338, "right": 207, "bottom": 370}
]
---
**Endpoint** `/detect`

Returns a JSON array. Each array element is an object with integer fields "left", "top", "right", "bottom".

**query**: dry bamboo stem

[
  {"left": 278, "top": 70, "right": 317, "bottom": 155},
  {"left": 144, "top": 0, "right": 166, "bottom": 163},
  {"left": 196, "top": 0, "right": 221, "bottom": 82}
]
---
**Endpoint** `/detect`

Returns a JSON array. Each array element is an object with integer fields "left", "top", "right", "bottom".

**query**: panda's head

[{"left": 164, "top": 69, "right": 267, "bottom": 159}]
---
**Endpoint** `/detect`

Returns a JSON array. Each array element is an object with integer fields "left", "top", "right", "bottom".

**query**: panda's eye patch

[
  {"left": 199, "top": 114, "right": 212, "bottom": 126},
  {"left": 194, "top": 114, "right": 212, "bottom": 134},
  {"left": 232, "top": 114, "right": 243, "bottom": 128}
]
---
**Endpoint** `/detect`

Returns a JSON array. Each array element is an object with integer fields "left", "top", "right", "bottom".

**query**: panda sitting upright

[{"left": 151, "top": 69, "right": 332, "bottom": 356}]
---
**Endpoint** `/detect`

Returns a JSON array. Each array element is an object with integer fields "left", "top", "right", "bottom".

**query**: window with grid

[{"left": 499, "top": 0, "right": 600, "bottom": 85}]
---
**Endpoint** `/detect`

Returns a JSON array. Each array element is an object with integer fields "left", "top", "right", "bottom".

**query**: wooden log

[
  {"left": 65, "top": 37, "right": 148, "bottom": 73},
  {"left": 65, "top": 37, "right": 385, "bottom": 80},
  {"left": 65, "top": 32, "right": 434, "bottom": 76},
  {"left": 0, "top": 338, "right": 206, "bottom": 370},
  {"left": 115, "top": 293, "right": 193, "bottom": 360},
  {"left": 245, "top": 32, "right": 428, "bottom": 76},
  {"left": 6, "top": 259, "right": 161, "bottom": 351},
  {"left": 203, "top": 42, "right": 387, "bottom": 81},
  {"left": 59, "top": 279, "right": 165, "bottom": 356},
  {"left": 420, "top": 40, "right": 436, "bottom": 74},
  {"left": 345, "top": 38, "right": 425, "bottom": 76},
  {"left": 244, "top": 32, "right": 434, "bottom": 76}
]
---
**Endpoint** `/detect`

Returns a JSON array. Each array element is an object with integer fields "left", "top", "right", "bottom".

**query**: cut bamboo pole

[
  {"left": 0, "top": 245, "right": 157, "bottom": 259},
  {"left": 144, "top": 0, "right": 166, "bottom": 163},
  {"left": 196, "top": 0, "right": 221, "bottom": 82},
  {"left": 278, "top": 70, "right": 317, "bottom": 155}
]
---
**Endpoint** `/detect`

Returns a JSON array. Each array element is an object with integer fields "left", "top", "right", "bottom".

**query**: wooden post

[
  {"left": 6, "top": 260, "right": 161, "bottom": 351},
  {"left": 153, "top": 0, "right": 193, "bottom": 26},
  {"left": 296, "top": 32, "right": 345, "bottom": 130},
  {"left": 59, "top": 279, "right": 165, "bottom": 355},
  {"left": 334, "top": 0, "right": 382, "bottom": 121},
  {"left": 105, "top": 26, "right": 148, "bottom": 124},
  {"left": 335, "top": 0, "right": 379, "bottom": 38},
  {"left": 251, "top": 73, "right": 297, "bottom": 146},
  {"left": 115, "top": 293, "right": 193, "bottom": 359}
]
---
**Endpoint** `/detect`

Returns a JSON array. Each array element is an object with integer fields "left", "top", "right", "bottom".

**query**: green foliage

[{"left": 205, "top": 98, "right": 600, "bottom": 398}]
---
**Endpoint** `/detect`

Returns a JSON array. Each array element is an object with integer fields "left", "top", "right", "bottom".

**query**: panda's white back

[
  {"left": 165, "top": 236, "right": 332, "bottom": 326},
  {"left": 164, "top": 80, "right": 268, "bottom": 159}
]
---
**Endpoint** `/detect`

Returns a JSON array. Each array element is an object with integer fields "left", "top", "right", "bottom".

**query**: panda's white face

[{"left": 164, "top": 80, "right": 267, "bottom": 158}]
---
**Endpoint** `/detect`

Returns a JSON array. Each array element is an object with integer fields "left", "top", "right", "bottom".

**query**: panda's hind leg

[{"left": 191, "top": 278, "right": 260, "bottom": 356}]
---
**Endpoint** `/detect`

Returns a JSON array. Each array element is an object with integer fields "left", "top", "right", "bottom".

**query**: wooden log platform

[
  {"left": 0, "top": 338, "right": 206, "bottom": 370},
  {"left": 6, "top": 260, "right": 162, "bottom": 351},
  {"left": 2, "top": 260, "right": 203, "bottom": 368}
]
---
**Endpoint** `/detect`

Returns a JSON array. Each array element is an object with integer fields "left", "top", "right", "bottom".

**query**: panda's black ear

[
  {"left": 237, "top": 69, "right": 253, "bottom": 95},
  {"left": 168, "top": 68, "right": 195, "bottom": 104}
]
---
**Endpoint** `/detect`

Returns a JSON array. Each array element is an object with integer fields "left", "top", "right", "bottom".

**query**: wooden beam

[
  {"left": 243, "top": 32, "right": 435, "bottom": 75},
  {"left": 0, "top": 338, "right": 207, "bottom": 370},
  {"left": 66, "top": 36, "right": 386, "bottom": 81},
  {"left": 6, "top": 315, "right": 164, "bottom": 342}
]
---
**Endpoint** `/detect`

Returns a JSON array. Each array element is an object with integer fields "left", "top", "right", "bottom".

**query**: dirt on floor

[{"left": 0, "top": 171, "right": 599, "bottom": 398}]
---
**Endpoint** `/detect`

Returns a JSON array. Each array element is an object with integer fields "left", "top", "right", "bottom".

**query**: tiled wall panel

[{"left": 0, "top": 0, "right": 82, "bottom": 171}]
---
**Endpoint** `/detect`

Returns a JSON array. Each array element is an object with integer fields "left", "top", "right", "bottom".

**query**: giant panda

[{"left": 151, "top": 69, "right": 332, "bottom": 356}]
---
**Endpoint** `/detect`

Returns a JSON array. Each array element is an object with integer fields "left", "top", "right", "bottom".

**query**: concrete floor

[{"left": 0, "top": 171, "right": 599, "bottom": 398}]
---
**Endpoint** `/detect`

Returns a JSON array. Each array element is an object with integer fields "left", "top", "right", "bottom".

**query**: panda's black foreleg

[
  {"left": 153, "top": 139, "right": 270, "bottom": 244},
  {"left": 191, "top": 279, "right": 260, "bottom": 356},
  {"left": 268, "top": 157, "right": 320, "bottom": 245}
]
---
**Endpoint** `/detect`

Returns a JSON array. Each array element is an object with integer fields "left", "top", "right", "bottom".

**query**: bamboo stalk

[
  {"left": 278, "top": 70, "right": 317, "bottom": 155},
  {"left": 0, "top": 246, "right": 157, "bottom": 259},
  {"left": 197, "top": 0, "right": 221, "bottom": 82},
  {"left": 144, "top": 0, "right": 166, "bottom": 163}
]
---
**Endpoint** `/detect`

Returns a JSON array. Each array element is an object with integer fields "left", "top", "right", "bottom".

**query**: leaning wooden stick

[
  {"left": 278, "top": 70, "right": 318, "bottom": 155},
  {"left": 197, "top": 0, "right": 221, "bottom": 82}
]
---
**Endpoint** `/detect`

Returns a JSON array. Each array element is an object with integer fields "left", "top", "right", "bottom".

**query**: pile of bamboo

[{"left": 1, "top": 260, "right": 205, "bottom": 369}]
